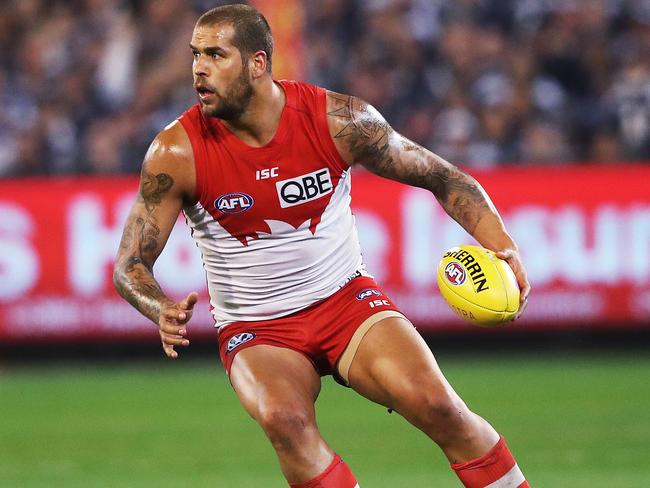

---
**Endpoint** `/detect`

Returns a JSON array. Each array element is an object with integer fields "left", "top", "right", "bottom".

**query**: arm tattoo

[
  {"left": 139, "top": 172, "right": 173, "bottom": 212},
  {"left": 327, "top": 93, "right": 394, "bottom": 170},
  {"left": 327, "top": 92, "right": 491, "bottom": 234},
  {"left": 114, "top": 170, "right": 175, "bottom": 323},
  {"left": 426, "top": 165, "right": 491, "bottom": 233}
]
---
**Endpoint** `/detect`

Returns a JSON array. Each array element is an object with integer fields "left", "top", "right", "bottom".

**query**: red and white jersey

[{"left": 178, "top": 80, "right": 368, "bottom": 327}]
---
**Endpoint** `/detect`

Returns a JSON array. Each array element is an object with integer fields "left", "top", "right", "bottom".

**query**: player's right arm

[{"left": 113, "top": 121, "right": 198, "bottom": 358}]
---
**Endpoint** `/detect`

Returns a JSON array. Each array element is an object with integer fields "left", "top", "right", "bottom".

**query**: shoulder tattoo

[{"left": 327, "top": 92, "right": 394, "bottom": 170}]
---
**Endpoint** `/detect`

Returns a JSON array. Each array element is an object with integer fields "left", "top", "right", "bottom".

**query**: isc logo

[
  {"left": 256, "top": 167, "right": 279, "bottom": 180},
  {"left": 276, "top": 168, "right": 333, "bottom": 208},
  {"left": 368, "top": 299, "right": 390, "bottom": 309},
  {"left": 215, "top": 192, "right": 254, "bottom": 214}
]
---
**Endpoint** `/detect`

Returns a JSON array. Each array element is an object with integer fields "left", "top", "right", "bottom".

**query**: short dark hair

[{"left": 197, "top": 4, "right": 273, "bottom": 73}]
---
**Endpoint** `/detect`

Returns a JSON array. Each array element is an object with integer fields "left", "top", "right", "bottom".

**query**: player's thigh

[
  {"left": 230, "top": 344, "right": 322, "bottom": 424},
  {"left": 346, "top": 317, "right": 456, "bottom": 411}
]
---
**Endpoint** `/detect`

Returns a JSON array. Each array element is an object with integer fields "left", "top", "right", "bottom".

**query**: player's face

[{"left": 191, "top": 23, "right": 253, "bottom": 120}]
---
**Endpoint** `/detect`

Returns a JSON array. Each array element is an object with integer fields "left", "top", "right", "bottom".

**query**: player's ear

[{"left": 250, "top": 50, "right": 268, "bottom": 79}]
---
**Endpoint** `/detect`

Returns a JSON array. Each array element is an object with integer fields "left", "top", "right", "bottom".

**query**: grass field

[{"left": 1, "top": 352, "right": 649, "bottom": 487}]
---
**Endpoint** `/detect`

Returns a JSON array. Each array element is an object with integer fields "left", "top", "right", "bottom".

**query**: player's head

[{"left": 191, "top": 4, "right": 273, "bottom": 119}]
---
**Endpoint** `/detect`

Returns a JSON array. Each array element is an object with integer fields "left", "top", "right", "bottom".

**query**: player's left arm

[{"left": 326, "top": 91, "right": 530, "bottom": 315}]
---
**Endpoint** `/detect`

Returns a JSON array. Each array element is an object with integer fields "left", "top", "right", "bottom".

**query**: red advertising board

[{"left": 0, "top": 165, "right": 649, "bottom": 342}]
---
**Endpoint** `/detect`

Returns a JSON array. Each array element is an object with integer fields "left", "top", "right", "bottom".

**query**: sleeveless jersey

[{"left": 178, "top": 80, "right": 368, "bottom": 327}]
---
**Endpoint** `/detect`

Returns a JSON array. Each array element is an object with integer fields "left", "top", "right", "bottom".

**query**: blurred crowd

[
  {"left": 1, "top": 0, "right": 650, "bottom": 176},
  {"left": 308, "top": 0, "right": 650, "bottom": 167}
]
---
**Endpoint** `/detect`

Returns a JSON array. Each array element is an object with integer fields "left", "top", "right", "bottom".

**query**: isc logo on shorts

[
  {"left": 226, "top": 332, "right": 256, "bottom": 353},
  {"left": 275, "top": 168, "right": 333, "bottom": 208}
]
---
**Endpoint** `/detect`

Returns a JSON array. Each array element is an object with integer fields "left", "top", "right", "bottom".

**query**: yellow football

[{"left": 437, "top": 245, "right": 520, "bottom": 327}]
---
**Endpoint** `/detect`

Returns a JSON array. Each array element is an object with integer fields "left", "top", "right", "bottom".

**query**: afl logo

[
  {"left": 226, "top": 332, "right": 256, "bottom": 353},
  {"left": 215, "top": 192, "right": 254, "bottom": 214},
  {"left": 445, "top": 262, "right": 466, "bottom": 286},
  {"left": 356, "top": 288, "right": 382, "bottom": 300}
]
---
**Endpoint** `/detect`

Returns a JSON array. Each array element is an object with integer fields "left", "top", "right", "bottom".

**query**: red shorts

[{"left": 217, "top": 276, "right": 404, "bottom": 384}]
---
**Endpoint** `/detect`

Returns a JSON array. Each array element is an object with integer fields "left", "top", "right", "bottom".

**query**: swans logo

[
  {"left": 215, "top": 193, "right": 254, "bottom": 214},
  {"left": 226, "top": 332, "right": 256, "bottom": 353}
]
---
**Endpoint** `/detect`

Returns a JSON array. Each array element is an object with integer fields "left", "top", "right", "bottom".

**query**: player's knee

[
  {"left": 258, "top": 404, "right": 314, "bottom": 452},
  {"left": 407, "top": 388, "right": 474, "bottom": 446}
]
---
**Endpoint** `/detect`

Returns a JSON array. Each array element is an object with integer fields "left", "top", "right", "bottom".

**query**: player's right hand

[
  {"left": 495, "top": 249, "right": 530, "bottom": 320},
  {"left": 158, "top": 291, "right": 199, "bottom": 359}
]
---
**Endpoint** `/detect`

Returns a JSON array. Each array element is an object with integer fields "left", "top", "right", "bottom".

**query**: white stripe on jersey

[{"left": 484, "top": 464, "right": 526, "bottom": 488}]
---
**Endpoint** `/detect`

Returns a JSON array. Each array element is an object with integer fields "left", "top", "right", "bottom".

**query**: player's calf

[
  {"left": 396, "top": 386, "right": 497, "bottom": 461},
  {"left": 255, "top": 406, "right": 359, "bottom": 487},
  {"left": 394, "top": 385, "right": 530, "bottom": 486}
]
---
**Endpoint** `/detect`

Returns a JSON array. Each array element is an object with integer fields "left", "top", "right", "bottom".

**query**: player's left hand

[{"left": 496, "top": 249, "right": 530, "bottom": 320}]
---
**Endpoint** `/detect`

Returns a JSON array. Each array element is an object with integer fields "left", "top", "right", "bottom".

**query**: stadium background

[{"left": 1, "top": 0, "right": 649, "bottom": 486}]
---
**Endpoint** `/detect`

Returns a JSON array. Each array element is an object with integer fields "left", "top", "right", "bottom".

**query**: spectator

[{"left": 1, "top": 0, "right": 649, "bottom": 177}]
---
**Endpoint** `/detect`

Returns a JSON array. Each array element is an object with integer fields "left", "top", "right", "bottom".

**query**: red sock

[
  {"left": 289, "top": 454, "right": 359, "bottom": 488},
  {"left": 451, "top": 437, "right": 529, "bottom": 487}
]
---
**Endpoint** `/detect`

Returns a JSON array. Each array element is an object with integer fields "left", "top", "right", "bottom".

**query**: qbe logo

[
  {"left": 215, "top": 192, "right": 254, "bottom": 214},
  {"left": 444, "top": 261, "right": 466, "bottom": 286},
  {"left": 226, "top": 332, "right": 256, "bottom": 353},
  {"left": 275, "top": 168, "right": 333, "bottom": 208}
]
